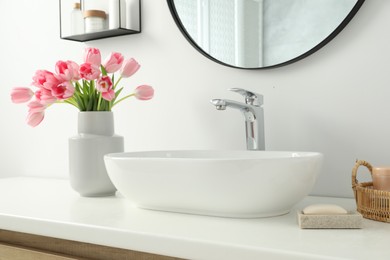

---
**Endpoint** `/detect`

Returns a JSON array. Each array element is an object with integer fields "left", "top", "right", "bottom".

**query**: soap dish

[{"left": 297, "top": 211, "right": 363, "bottom": 229}]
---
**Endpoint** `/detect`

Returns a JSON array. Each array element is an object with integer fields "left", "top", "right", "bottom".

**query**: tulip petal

[
  {"left": 10, "top": 87, "right": 34, "bottom": 103},
  {"left": 135, "top": 85, "right": 154, "bottom": 100},
  {"left": 120, "top": 58, "right": 140, "bottom": 78},
  {"left": 102, "top": 89, "right": 115, "bottom": 101},
  {"left": 26, "top": 110, "right": 45, "bottom": 127}
]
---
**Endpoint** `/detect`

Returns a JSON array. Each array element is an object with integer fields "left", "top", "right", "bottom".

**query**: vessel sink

[{"left": 104, "top": 150, "right": 323, "bottom": 218}]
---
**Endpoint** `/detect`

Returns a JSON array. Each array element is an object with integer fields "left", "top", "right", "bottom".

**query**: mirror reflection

[{"left": 169, "top": 0, "right": 364, "bottom": 69}]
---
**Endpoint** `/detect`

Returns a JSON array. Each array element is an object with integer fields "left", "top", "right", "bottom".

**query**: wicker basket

[{"left": 352, "top": 160, "right": 390, "bottom": 223}]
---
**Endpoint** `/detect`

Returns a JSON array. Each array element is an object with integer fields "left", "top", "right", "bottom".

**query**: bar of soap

[{"left": 303, "top": 204, "right": 348, "bottom": 215}]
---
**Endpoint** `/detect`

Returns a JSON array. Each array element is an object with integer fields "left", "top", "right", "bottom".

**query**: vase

[{"left": 69, "top": 111, "right": 124, "bottom": 197}]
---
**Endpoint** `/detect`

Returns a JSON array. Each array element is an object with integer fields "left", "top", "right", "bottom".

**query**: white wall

[{"left": 1, "top": 0, "right": 389, "bottom": 198}]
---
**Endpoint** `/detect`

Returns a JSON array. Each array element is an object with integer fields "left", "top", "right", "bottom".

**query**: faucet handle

[{"left": 229, "top": 88, "right": 263, "bottom": 106}]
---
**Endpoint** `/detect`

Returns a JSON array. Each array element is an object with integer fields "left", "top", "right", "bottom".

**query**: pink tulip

[
  {"left": 67, "top": 60, "right": 80, "bottom": 81},
  {"left": 96, "top": 76, "right": 112, "bottom": 93},
  {"left": 32, "top": 70, "right": 60, "bottom": 91},
  {"left": 120, "top": 58, "right": 140, "bottom": 78},
  {"left": 135, "top": 85, "right": 154, "bottom": 100},
  {"left": 79, "top": 63, "right": 101, "bottom": 80},
  {"left": 35, "top": 88, "right": 57, "bottom": 105},
  {"left": 10, "top": 87, "right": 34, "bottom": 103},
  {"left": 26, "top": 110, "right": 44, "bottom": 127},
  {"left": 55, "top": 60, "right": 80, "bottom": 81},
  {"left": 51, "top": 81, "right": 75, "bottom": 100},
  {"left": 55, "top": 60, "right": 74, "bottom": 81},
  {"left": 28, "top": 101, "right": 46, "bottom": 112},
  {"left": 26, "top": 101, "right": 46, "bottom": 127},
  {"left": 83, "top": 47, "right": 101, "bottom": 66},
  {"left": 103, "top": 52, "right": 124, "bottom": 73},
  {"left": 102, "top": 89, "right": 115, "bottom": 101},
  {"left": 97, "top": 76, "right": 115, "bottom": 101}
]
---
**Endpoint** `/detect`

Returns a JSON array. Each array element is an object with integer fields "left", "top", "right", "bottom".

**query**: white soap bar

[{"left": 303, "top": 204, "right": 348, "bottom": 215}]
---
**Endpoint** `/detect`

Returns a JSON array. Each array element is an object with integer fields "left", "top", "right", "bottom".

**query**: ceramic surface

[
  {"left": 69, "top": 112, "right": 123, "bottom": 197},
  {"left": 104, "top": 150, "right": 323, "bottom": 218}
]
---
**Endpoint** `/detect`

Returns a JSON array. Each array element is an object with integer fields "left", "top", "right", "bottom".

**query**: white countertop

[{"left": 0, "top": 177, "right": 389, "bottom": 260}]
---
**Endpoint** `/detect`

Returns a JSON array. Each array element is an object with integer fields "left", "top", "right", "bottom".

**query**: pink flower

[
  {"left": 135, "top": 85, "right": 154, "bottom": 100},
  {"left": 26, "top": 111, "right": 45, "bottom": 127},
  {"left": 67, "top": 61, "right": 80, "bottom": 80},
  {"left": 52, "top": 81, "right": 75, "bottom": 100},
  {"left": 96, "top": 76, "right": 115, "bottom": 101},
  {"left": 11, "top": 47, "right": 154, "bottom": 127},
  {"left": 84, "top": 47, "right": 101, "bottom": 66},
  {"left": 28, "top": 101, "right": 46, "bottom": 112},
  {"left": 103, "top": 52, "right": 124, "bottom": 73},
  {"left": 102, "top": 90, "right": 115, "bottom": 101},
  {"left": 96, "top": 76, "right": 112, "bottom": 92},
  {"left": 120, "top": 58, "right": 140, "bottom": 78},
  {"left": 32, "top": 70, "right": 61, "bottom": 90},
  {"left": 35, "top": 88, "right": 57, "bottom": 105},
  {"left": 55, "top": 60, "right": 75, "bottom": 81},
  {"left": 10, "top": 87, "right": 34, "bottom": 103},
  {"left": 26, "top": 101, "right": 46, "bottom": 127},
  {"left": 79, "top": 63, "right": 101, "bottom": 80}
]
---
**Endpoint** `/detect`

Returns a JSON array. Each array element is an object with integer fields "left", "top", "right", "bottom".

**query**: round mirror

[{"left": 167, "top": 0, "right": 365, "bottom": 69}]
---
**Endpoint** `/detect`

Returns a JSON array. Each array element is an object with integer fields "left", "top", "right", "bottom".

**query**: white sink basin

[{"left": 104, "top": 150, "right": 323, "bottom": 218}]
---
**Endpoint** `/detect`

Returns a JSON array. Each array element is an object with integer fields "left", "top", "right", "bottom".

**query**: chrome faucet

[{"left": 210, "top": 88, "right": 265, "bottom": 150}]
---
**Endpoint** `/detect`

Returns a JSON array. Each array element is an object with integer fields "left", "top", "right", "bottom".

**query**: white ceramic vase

[{"left": 69, "top": 112, "right": 124, "bottom": 197}]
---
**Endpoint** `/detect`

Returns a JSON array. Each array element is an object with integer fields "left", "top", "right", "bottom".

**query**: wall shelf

[
  {"left": 61, "top": 28, "right": 140, "bottom": 42},
  {"left": 60, "top": 0, "right": 141, "bottom": 42}
]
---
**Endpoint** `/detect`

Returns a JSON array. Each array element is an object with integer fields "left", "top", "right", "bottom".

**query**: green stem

[
  {"left": 97, "top": 93, "right": 103, "bottom": 111},
  {"left": 113, "top": 93, "right": 135, "bottom": 107},
  {"left": 64, "top": 99, "right": 78, "bottom": 107},
  {"left": 113, "top": 76, "right": 123, "bottom": 90}
]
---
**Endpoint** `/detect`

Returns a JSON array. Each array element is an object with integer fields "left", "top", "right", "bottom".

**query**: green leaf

[
  {"left": 82, "top": 80, "right": 89, "bottom": 95},
  {"left": 74, "top": 96, "right": 83, "bottom": 110},
  {"left": 101, "top": 65, "right": 107, "bottom": 76},
  {"left": 112, "top": 87, "right": 124, "bottom": 103},
  {"left": 90, "top": 80, "right": 95, "bottom": 94},
  {"left": 75, "top": 81, "right": 82, "bottom": 93},
  {"left": 86, "top": 96, "right": 94, "bottom": 111}
]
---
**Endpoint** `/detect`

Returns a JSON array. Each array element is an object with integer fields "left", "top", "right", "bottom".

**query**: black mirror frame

[{"left": 167, "top": 0, "right": 365, "bottom": 70}]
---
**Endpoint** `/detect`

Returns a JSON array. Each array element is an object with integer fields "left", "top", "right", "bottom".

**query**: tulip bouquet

[{"left": 10, "top": 47, "right": 154, "bottom": 127}]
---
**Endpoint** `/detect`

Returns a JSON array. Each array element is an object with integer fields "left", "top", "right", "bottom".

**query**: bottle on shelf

[{"left": 70, "top": 2, "right": 84, "bottom": 35}]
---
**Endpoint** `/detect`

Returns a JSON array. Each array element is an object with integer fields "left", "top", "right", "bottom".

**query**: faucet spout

[
  {"left": 211, "top": 99, "right": 249, "bottom": 111},
  {"left": 210, "top": 99, "right": 228, "bottom": 110},
  {"left": 210, "top": 89, "right": 265, "bottom": 150}
]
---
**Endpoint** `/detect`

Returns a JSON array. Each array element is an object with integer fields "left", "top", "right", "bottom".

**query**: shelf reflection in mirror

[{"left": 167, "top": 0, "right": 365, "bottom": 69}]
